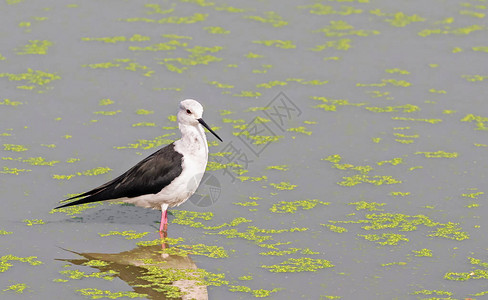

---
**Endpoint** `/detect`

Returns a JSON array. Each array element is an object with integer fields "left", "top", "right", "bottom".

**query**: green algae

[
  {"left": 462, "top": 191, "right": 484, "bottom": 199},
  {"left": 418, "top": 24, "right": 483, "bottom": 37},
  {"left": 300, "top": 3, "right": 362, "bottom": 15},
  {"left": 357, "top": 78, "right": 411, "bottom": 87},
  {"left": 83, "top": 260, "right": 110, "bottom": 267},
  {"left": 60, "top": 269, "right": 118, "bottom": 281},
  {"left": 1, "top": 156, "right": 59, "bottom": 166},
  {"left": 381, "top": 261, "right": 407, "bottom": 267},
  {"left": 370, "top": 10, "right": 425, "bottom": 27},
  {"left": 3, "top": 144, "right": 28, "bottom": 152},
  {"left": 313, "top": 20, "right": 379, "bottom": 37},
  {"left": 236, "top": 175, "right": 267, "bottom": 182},
  {"left": 2, "top": 283, "right": 28, "bottom": 293},
  {"left": 412, "top": 248, "right": 433, "bottom": 257},
  {"left": 324, "top": 224, "right": 348, "bottom": 233},
  {"left": 132, "top": 122, "right": 156, "bottom": 127},
  {"left": 233, "top": 201, "right": 259, "bottom": 207},
  {"left": 51, "top": 202, "right": 102, "bottom": 216},
  {"left": 76, "top": 288, "right": 145, "bottom": 299},
  {"left": 415, "top": 151, "right": 458, "bottom": 158},
  {"left": 311, "top": 96, "right": 365, "bottom": 111},
  {"left": 135, "top": 109, "right": 153, "bottom": 115},
  {"left": 413, "top": 289, "right": 452, "bottom": 297},
  {"left": 265, "top": 165, "right": 289, "bottom": 171},
  {"left": 245, "top": 11, "right": 288, "bottom": 27},
  {"left": 390, "top": 191, "right": 410, "bottom": 197},
  {"left": 338, "top": 174, "right": 401, "bottom": 186},
  {"left": 0, "top": 99, "right": 22, "bottom": 106},
  {"left": 348, "top": 201, "right": 385, "bottom": 211},
  {"left": 0, "top": 69, "right": 60, "bottom": 91},
  {"left": 0, "top": 255, "right": 42, "bottom": 273},
  {"left": 311, "top": 39, "right": 352, "bottom": 51},
  {"left": 228, "top": 285, "right": 281, "bottom": 297},
  {"left": 115, "top": 133, "right": 175, "bottom": 150},
  {"left": 262, "top": 257, "right": 334, "bottom": 273},
  {"left": 428, "top": 222, "right": 469, "bottom": 240},
  {"left": 461, "top": 113, "right": 488, "bottom": 130},
  {"left": 365, "top": 104, "right": 419, "bottom": 113},
  {"left": 208, "top": 81, "right": 234, "bottom": 89},
  {"left": 22, "top": 219, "right": 45, "bottom": 226},
  {"left": 122, "top": 12, "right": 208, "bottom": 24},
  {"left": 204, "top": 26, "right": 230, "bottom": 34},
  {"left": 269, "top": 181, "right": 297, "bottom": 190},
  {"left": 256, "top": 80, "right": 288, "bottom": 89},
  {"left": 391, "top": 116, "right": 442, "bottom": 124},
  {"left": 359, "top": 233, "right": 408, "bottom": 245},
  {"left": 385, "top": 68, "right": 410, "bottom": 75},
  {"left": 287, "top": 126, "right": 312, "bottom": 135},
  {"left": 16, "top": 40, "right": 53, "bottom": 55},
  {"left": 82, "top": 34, "right": 151, "bottom": 43},
  {"left": 0, "top": 166, "right": 31, "bottom": 175},
  {"left": 252, "top": 64, "right": 273, "bottom": 74},
  {"left": 83, "top": 59, "right": 154, "bottom": 77},
  {"left": 252, "top": 40, "right": 296, "bottom": 49},
  {"left": 99, "top": 230, "right": 150, "bottom": 240},
  {"left": 270, "top": 199, "right": 329, "bottom": 213},
  {"left": 0, "top": 230, "right": 13, "bottom": 235},
  {"left": 377, "top": 157, "right": 403, "bottom": 166}
]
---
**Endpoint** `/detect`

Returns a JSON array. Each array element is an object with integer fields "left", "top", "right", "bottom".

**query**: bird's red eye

[{"left": 186, "top": 109, "right": 191, "bottom": 114}]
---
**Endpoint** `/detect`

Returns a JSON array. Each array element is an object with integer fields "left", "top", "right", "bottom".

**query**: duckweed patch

[
  {"left": 262, "top": 257, "right": 334, "bottom": 273},
  {"left": 348, "top": 201, "right": 385, "bottom": 211},
  {"left": 76, "top": 288, "right": 145, "bottom": 299},
  {"left": 0, "top": 69, "right": 60, "bottom": 91},
  {"left": 358, "top": 233, "right": 408, "bottom": 245},
  {"left": 2, "top": 283, "right": 28, "bottom": 293},
  {"left": 99, "top": 230, "right": 149, "bottom": 240},
  {"left": 270, "top": 199, "right": 329, "bottom": 213},
  {"left": 412, "top": 249, "right": 433, "bottom": 257},
  {"left": 16, "top": 40, "right": 52, "bottom": 55},
  {"left": 324, "top": 224, "right": 348, "bottom": 233},
  {"left": 268, "top": 181, "right": 297, "bottom": 190},
  {"left": 0, "top": 255, "right": 42, "bottom": 273},
  {"left": 415, "top": 151, "right": 458, "bottom": 158},
  {"left": 22, "top": 219, "right": 45, "bottom": 226}
]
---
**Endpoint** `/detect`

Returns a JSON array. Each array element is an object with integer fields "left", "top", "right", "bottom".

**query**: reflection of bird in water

[
  {"left": 58, "top": 243, "right": 208, "bottom": 300},
  {"left": 54, "top": 100, "right": 222, "bottom": 236}
]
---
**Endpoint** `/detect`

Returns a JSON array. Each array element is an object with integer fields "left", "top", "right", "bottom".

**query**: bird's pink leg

[{"left": 159, "top": 209, "right": 168, "bottom": 232}]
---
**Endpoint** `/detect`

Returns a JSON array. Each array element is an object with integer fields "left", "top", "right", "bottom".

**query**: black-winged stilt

[{"left": 55, "top": 99, "right": 222, "bottom": 234}]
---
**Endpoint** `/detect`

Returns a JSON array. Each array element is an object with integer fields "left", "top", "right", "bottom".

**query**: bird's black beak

[{"left": 198, "top": 118, "right": 223, "bottom": 142}]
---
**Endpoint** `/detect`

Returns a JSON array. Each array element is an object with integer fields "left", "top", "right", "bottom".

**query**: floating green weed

[
  {"left": 82, "top": 34, "right": 150, "bottom": 43},
  {"left": 324, "top": 224, "right": 348, "bottom": 233},
  {"left": 377, "top": 157, "right": 403, "bottom": 166},
  {"left": 390, "top": 191, "right": 410, "bottom": 196},
  {"left": 3, "top": 144, "right": 28, "bottom": 152},
  {"left": 300, "top": 3, "right": 362, "bottom": 15},
  {"left": 99, "top": 230, "right": 149, "bottom": 240},
  {"left": 0, "top": 99, "right": 22, "bottom": 106},
  {"left": 0, "top": 230, "right": 13, "bottom": 235},
  {"left": 0, "top": 166, "right": 31, "bottom": 175},
  {"left": 234, "top": 201, "right": 259, "bottom": 207},
  {"left": 265, "top": 165, "right": 289, "bottom": 171},
  {"left": 365, "top": 104, "right": 419, "bottom": 113},
  {"left": 16, "top": 40, "right": 52, "bottom": 55},
  {"left": 461, "top": 113, "right": 488, "bottom": 130},
  {"left": 22, "top": 219, "right": 45, "bottom": 226},
  {"left": 311, "top": 96, "right": 365, "bottom": 111},
  {"left": 270, "top": 199, "right": 329, "bottom": 213},
  {"left": 0, "top": 255, "right": 42, "bottom": 273},
  {"left": 252, "top": 40, "right": 296, "bottom": 49},
  {"left": 311, "top": 39, "right": 352, "bottom": 51},
  {"left": 338, "top": 174, "right": 401, "bottom": 186},
  {"left": 359, "top": 233, "right": 408, "bottom": 245},
  {"left": 313, "top": 20, "right": 379, "bottom": 37},
  {"left": 51, "top": 202, "right": 102, "bottom": 216},
  {"left": 357, "top": 79, "right": 411, "bottom": 87},
  {"left": 287, "top": 126, "right": 312, "bottom": 135},
  {"left": 0, "top": 69, "right": 60, "bottom": 91},
  {"left": 115, "top": 133, "right": 175, "bottom": 150},
  {"left": 418, "top": 24, "right": 483, "bottom": 37},
  {"left": 415, "top": 151, "right": 458, "bottom": 158},
  {"left": 262, "top": 257, "right": 334, "bottom": 273},
  {"left": 391, "top": 116, "right": 442, "bottom": 124},
  {"left": 269, "top": 181, "right": 297, "bottom": 191},
  {"left": 349, "top": 201, "right": 385, "bottom": 211},
  {"left": 370, "top": 10, "right": 425, "bottom": 27},
  {"left": 245, "top": 11, "right": 288, "bottom": 27},
  {"left": 2, "top": 283, "right": 28, "bottom": 293},
  {"left": 60, "top": 269, "right": 118, "bottom": 281},
  {"left": 76, "top": 288, "right": 145, "bottom": 299},
  {"left": 412, "top": 249, "right": 433, "bottom": 257}
]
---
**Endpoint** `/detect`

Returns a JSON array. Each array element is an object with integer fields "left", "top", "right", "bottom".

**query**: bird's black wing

[{"left": 55, "top": 143, "right": 183, "bottom": 209}]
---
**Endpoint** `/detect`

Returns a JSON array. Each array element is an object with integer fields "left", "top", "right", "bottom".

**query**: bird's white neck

[{"left": 177, "top": 123, "right": 208, "bottom": 157}]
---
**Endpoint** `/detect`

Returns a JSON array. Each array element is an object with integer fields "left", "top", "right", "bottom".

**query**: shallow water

[{"left": 1, "top": 0, "right": 488, "bottom": 299}]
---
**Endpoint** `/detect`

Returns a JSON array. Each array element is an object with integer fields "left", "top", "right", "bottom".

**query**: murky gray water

[{"left": 2, "top": 0, "right": 488, "bottom": 299}]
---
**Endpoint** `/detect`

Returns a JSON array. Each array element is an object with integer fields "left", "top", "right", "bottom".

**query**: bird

[{"left": 55, "top": 99, "right": 222, "bottom": 235}]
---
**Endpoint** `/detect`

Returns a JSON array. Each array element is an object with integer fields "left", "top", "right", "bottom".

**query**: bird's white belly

[{"left": 123, "top": 153, "right": 207, "bottom": 210}]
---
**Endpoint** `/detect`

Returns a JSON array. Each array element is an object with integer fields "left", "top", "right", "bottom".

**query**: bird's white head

[
  {"left": 177, "top": 99, "right": 223, "bottom": 142},
  {"left": 178, "top": 99, "right": 204, "bottom": 126}
]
